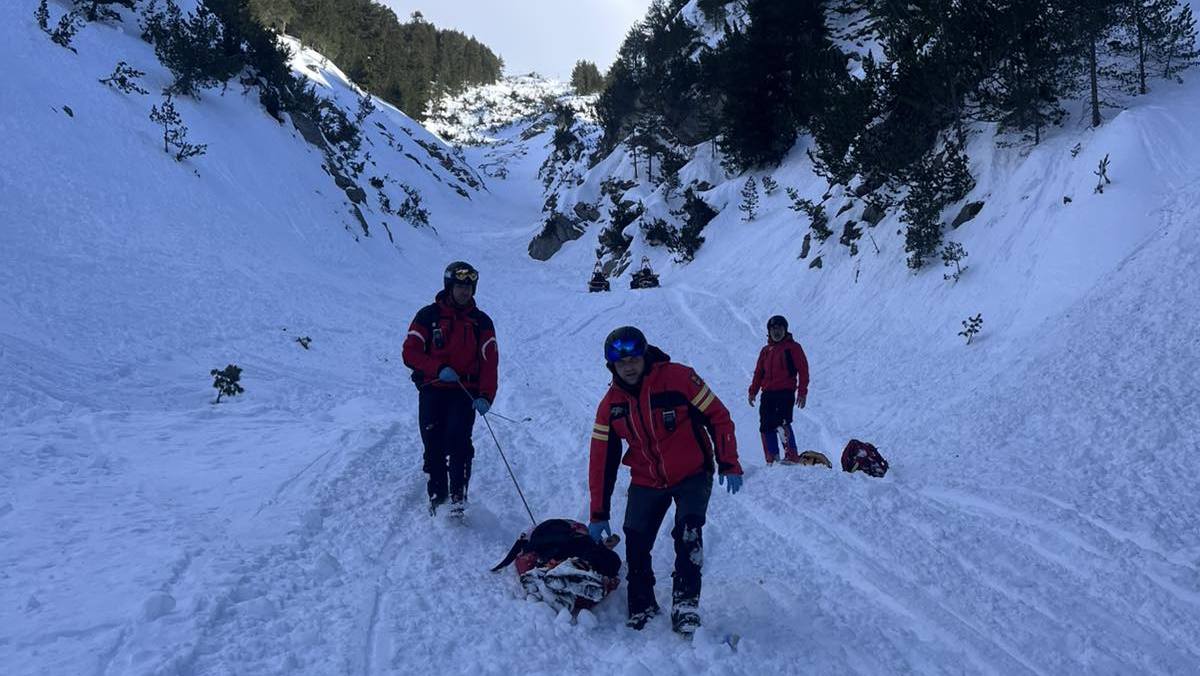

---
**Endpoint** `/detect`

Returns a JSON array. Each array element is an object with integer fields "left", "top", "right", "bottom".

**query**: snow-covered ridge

[{"left": 425, "top": 74, "right": 596, "bottom": 146}]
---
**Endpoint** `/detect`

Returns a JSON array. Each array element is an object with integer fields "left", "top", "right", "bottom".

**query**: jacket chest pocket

[
  {"left": 609, "top": 405, "right": 633, "bottom": 442},
  {"left": 428, "top": 320, "right": 448, "bottom": 350},
  {"left": 655, "top": 406, "right": 689, "bottom": 437},
  {"left": 649, "top": 391, "right": 691, "bottom": 439}
]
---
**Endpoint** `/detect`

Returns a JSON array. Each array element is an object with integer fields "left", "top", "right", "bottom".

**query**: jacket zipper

[{"left": 634, "top": 389, "right": 669, "bottom": 488}]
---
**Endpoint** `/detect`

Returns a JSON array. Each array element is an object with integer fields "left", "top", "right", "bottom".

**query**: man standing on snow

[
  {"left": 402, "top": 261, "right": 498, "bottom": 519},
  {"left": 748, "top": 315, "right": 810, "bottom": 464},
  {"left": 587, "top": 326, "right": 743, "bottom": 636}
]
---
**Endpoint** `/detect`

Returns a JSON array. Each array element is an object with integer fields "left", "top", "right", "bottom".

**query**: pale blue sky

[{"left": 382, "top": 0, "right": 653, "bottom": 79}]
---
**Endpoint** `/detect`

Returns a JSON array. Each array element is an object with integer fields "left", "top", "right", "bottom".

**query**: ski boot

[
  {"left": 428, "top": 495, "right": 446, "bottom": 517},
  {"left": 671, "top": 603, "right": 701, "bottom": 637},
  {"left": 448, "top": 495, "right": 467, "bottom": 523},
  {"left": 626, "top": 602, "right": 660, "bottom": 631}
]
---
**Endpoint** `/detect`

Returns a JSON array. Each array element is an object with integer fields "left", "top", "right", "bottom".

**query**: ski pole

[
  {"left": 457, "top": 381, "right": 537, "bottom": 526},
  {"left": 478, "top": 409, "right": 527, "bottom": 425}
]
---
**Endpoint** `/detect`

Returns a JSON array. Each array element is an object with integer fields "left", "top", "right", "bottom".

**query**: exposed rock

[
  {"left": 809, "top": 255, "right": 823, "bottom": 269},
  {"left": 799, "top": 233, "right": 811, "bottom": 260},
  {"left": 573, "top": 201, "right": 601, "bottom": 222},
  {"left": 951, "top": 200, "right": 985, "bottom": 229},
  {"left": 862, "top": 202, "right": 886, "bottom": 226},
  {"left": 840, "top": 220, "right": 863, "bottom": 248},
  {"left": 528, "top": 212, "right": 585, "bottom": 261}
]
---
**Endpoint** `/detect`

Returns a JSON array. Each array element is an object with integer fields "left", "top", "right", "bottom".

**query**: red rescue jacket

[
  {"left": 589, "top": 347, "right": 741, "bottom": 521},
  {"left": 401, "top": 291, "right": 498, "bottom": 402},
  {"left": 748, "top": 334, "right": 809, "bottom": 400}
]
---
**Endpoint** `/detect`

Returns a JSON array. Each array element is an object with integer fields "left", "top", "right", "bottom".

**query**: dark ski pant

[
  {"left": 758, "top": 389, "right": 797, "bottom": 460},
  {"left": 622, "top": 472, "right": 713, "bottom": 617},
  {"left": 418, "top": 386, "right": 476, "bottom": 503}
]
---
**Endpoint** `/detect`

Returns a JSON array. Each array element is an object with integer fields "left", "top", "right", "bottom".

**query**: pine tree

[
  {"left": 149, "top": 93, "right": 207, "bottom": 161},
  {"left": 210, "top": 364, "right": 244, "bottom": 403},
  {"left": 1157, "top": 2, "right": 1200, "bottom": 80},
  {"left": 571, "top": 60, "right": 605, "bottom": 95},
  {"left": 397, "top": 185, "right": 430, "bottom": 227},
  {"left": 958, "top": 313, "right": 983, "bottom": 345},
  {"left": 975, "top": 0, "right": 1077, "bottom": 144},
  {"left": 709, "top": 0, "right": 844, "bottom": 169},
  {"left": 670, "top": 187, "right": 716, "bottom": 261},
  {"left": 900, "top": 127, "right": 974, "bottom": 269},
  {"left": 941, "top": 241, "right": 969, "bottom": 282},
  {"left": 739, "top": 177, "right": 760, "bottom": 222}
]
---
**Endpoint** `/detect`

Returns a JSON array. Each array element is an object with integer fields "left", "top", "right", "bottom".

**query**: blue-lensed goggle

[{"left": 606, "top": 338, "right": 645, "bottom": 362}]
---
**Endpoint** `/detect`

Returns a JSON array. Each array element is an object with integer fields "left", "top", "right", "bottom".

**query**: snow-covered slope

[{"left": 2, "top": 3, "right": 1199, "bottom": 676}]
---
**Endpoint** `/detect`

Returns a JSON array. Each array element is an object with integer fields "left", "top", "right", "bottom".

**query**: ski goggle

[
  {"left": 605, "top": 337, "right": 646, "bottom": 363},
  {"left": 448, "top": 268, "right": 479, "bottom": 282}
]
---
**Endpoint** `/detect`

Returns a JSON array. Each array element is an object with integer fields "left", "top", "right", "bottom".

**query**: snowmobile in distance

[
  {"left": 588, "top": 261, "right": 611, "bottom": 293},
  {"left": 629, "top": 256, "right": 660, "bottom": 290}
]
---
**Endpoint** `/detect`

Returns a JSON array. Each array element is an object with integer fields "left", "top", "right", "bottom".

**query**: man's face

[
  {"left": 451, "top": 283, "right": 474, "bottom": 306},
  {"left": 614, "top": 355, "right": 645, "bottom": 386},
  {"left": 769, "top": 324, "right": 786, "bottom": 342}
]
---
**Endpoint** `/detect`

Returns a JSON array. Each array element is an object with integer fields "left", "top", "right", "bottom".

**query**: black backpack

[{"left": 491, "top": 519, "right": 621, "bottom": 578}]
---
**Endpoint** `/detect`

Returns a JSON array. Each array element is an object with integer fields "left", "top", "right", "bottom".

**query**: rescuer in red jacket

[
  {"left": 402, "top": 261, "right": 498, "bottom": 518},
  {"left": 748, "top": 315, "right": 810, "bottom": 464},
  {"left": 587, "top": 326, "right": 743, "bottom": 636}
]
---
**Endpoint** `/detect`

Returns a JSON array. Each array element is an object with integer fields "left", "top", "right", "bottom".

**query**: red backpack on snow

[{"left": 841, "top": 439, "right": 889, "bottom": 477}]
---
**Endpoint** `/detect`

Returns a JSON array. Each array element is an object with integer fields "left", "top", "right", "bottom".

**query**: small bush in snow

[
  {"left": 210, "top": 364, "right": 244, "bottom": 403},
  {"left": 1094, "top": 154, "right": 1112, "bottom": 194},
  {"left": 787, "top": 188, "right": 832, "bottom": 241},
  {"left": 958, "top": 314, "right": 983, "bottom": 345},
  {"left": 35, "top": 1, "right": 50, "bottom": 32},
  {"left": 642, "top": 218, "right": 675, "bottom": 248},
  {"left": 50, "top": 8, "right": 85, "bottom": 51},
  {"left": 295, "top": 336, "right": 312, "bottom": 350},
  {"left": 941, "top": 242, "right": 969, "bottom": 283},
  {"left": 354, "top": 91, "right": 377, "bottom": 125},
  {"left": 610, "top": 198, "right": 643, "bottom": 232},
  {"left": 149, "top": 93, "right": 207, "bottom": 162},
  {"left": 99, "top": 61, "right": 149, "bottom": 95},
  {"left": 761, "top": 176, "right": 779, "bottom": 195},
  {"left": 397, "top": 185, "right": 430, "bottom": 227},
  {"left": 597, "top": 222, "right": 633, "bottom": 257},
  {"left": 739, "top": 177, "right": 759, "bottom": 222}
]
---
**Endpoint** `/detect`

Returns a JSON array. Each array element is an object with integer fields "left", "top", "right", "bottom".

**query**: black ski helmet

[
  {"left": 604, "top": 326, "right": 647, "bottom": 363},
  {"left": 444, "top": 261, "right": 479, "bottom": 293},
  {"left": 767, "top": 315, "right": 788, "bottom": 331}
]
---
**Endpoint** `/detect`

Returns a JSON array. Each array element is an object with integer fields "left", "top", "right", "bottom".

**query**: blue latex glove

[
  {"left": 473, "top": 398, "right": 490, "bottom": 415},
  {"left": 437, "top": 366, "right": 459, "bottom": 383},
  {"left": 588, "top": 521, "right": 611, "bottom": 543},
  {"left": 719, "top": 473, "right": 743, "bottom": 495}
]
